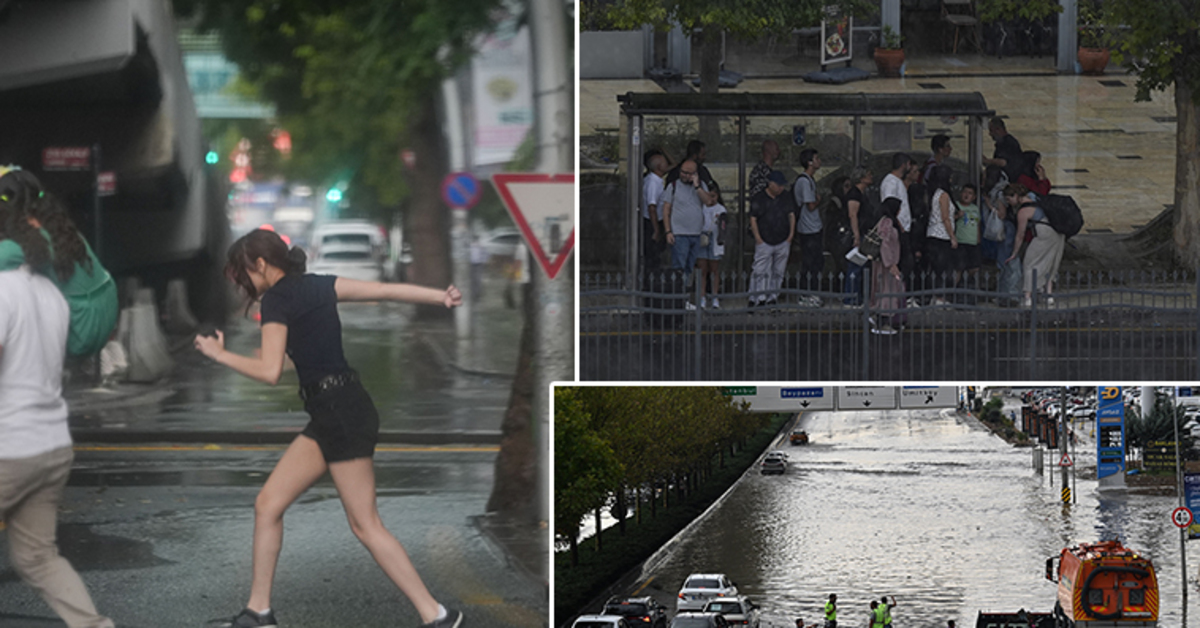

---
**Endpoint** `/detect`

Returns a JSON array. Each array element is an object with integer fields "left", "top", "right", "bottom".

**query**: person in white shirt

[
  {"left": 880, "top": 152, "right": 916, "bottom": 277},
  {"left": 641, "top": 150, "right": 670, "bottom": 270},
  {"left": 0, "top": 264, "right": 115, "bottom": 628}
]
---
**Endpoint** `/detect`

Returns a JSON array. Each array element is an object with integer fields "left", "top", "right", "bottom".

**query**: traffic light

[
  {"left": 326, "top": 188, "right": 343, "bottom": 203},
  {"left": 205, "top": 150, "right": 218, "bottom": 165}
]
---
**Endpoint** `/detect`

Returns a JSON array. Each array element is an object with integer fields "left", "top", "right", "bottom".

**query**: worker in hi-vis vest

[
  {"left": 824, "top": 593, "right": 837, "bottom": 628},
  {"left": 879, "top": 596, "right": 896, "bottom": 628},
  {"left": 870, "top": 600, "right": 885, "bottom": 628}
]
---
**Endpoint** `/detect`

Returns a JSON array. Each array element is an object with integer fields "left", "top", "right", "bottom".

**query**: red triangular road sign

[
  {"left": 490, "top": 173, "right": 574, "bottom": 279},
  {"left": 1059, "top": 452, "right": 1074, "bottom": 467}
]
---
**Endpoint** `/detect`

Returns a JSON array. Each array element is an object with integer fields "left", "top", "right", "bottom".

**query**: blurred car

[
  {"left": 309, "top": 242, "right": 384, "bottom": 282},
  {"left": 677, "top": 573, "right": 738, "bottom": 612},
  {"left": 669, "top": 613, "right": 729, "bottom": 628},
  {"left": 603, "top": 597, "right": 668, "bottom": 628},
  {"left": 573, "top": 615, "right": 632, "bottom": 628},
  {"left": 482, "top": 227, "right": 523, "bottom": 259},
  {"left": 702, "top": 596, "right": 761, "bottom": 628},
  {"left": 309, "top": 220, "right": 388, "bottom": 282}
]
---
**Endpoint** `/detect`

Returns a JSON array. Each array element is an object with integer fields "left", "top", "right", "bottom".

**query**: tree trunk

[
  {"left": 1173, "top": 83, "right": 1200, "bottom": 267},
  {"left": 594, "top": 507, "right": 602, "bottom": 551},
  {"left": 406, "top": 96, "right": 454, "bottom": 319},
  {"left": 615, "top": 486, "right": 627, "bottom": 535},
  {"left": 570, "top": 534, "right": 578, "bottom": 567},
  {"left": 485, "top": 281, "right": 536, "bottom": 519},
  {"left": 697, "top": 25, "right": 723, "bottom": 147}
]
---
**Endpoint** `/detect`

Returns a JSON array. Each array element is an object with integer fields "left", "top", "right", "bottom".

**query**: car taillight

[
  {"left": 678, "top": 593, "right": 686, "bottom": 599},
  {"left": 638, "top": 617, "right": 651, "bottom": 623}
]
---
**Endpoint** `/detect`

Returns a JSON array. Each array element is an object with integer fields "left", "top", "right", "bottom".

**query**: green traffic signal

[
  {"left": 205, "top": 150, "right": 219, "bottom": 165},
  {"left": 326, "top": 188, "right": 343, "bottom": 202}
]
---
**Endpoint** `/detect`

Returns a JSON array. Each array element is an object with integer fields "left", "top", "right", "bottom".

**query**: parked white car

[{"left": 677, "top": 573, "right": 738, "bottom": 612}]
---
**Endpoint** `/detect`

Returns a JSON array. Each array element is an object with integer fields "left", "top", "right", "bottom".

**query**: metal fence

[{"left": 580, "top": 268, "right": 1200, "bottom": 381}]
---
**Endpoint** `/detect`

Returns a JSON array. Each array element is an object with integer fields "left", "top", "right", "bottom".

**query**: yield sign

[
  {"left": 491, "top": 173, "right": 575, "bottom": 279},
  {"left": 1059, "top": 452, "right": 1074, "bottom": 467}
]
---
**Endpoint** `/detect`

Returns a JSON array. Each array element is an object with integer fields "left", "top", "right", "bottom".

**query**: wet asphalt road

[
  {"left": 2, "top": 296, "right": 545, "bottom": 627},
  {"left": 0, "top": 446, "right": 546, "bottom": 628}
]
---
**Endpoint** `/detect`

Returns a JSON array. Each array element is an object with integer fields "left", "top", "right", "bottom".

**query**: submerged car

[
  {"left": 702, "top": 596, "right": 760, "bottom": 628},
  {"left": 677, "top": 573, "right": 738, "bottom": 612},
  {"left": 761, "top": 451, "right": 787, "bottom": 475},
  {"left": 603, "top": 597, "right": 667, "bottom": 628}
]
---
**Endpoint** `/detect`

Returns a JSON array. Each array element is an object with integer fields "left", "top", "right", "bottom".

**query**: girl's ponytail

[{"left": 286, "top": 246, "right": 307, "bottom": 275}]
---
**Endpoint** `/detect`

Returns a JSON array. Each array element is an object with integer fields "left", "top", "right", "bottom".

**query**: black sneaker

[
  {"left": 221, "top": 608, "right": 278, "bottom": 628},
  {"left": 419, "top": 608, "right": 464, "bottom": 628}
]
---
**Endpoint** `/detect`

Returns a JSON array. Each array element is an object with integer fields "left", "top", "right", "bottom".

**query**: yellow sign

[{"left": 1100, "top": 387, "right": 1121, "bottom": 400}]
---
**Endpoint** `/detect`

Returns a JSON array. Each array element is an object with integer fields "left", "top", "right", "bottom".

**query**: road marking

[
  {"left": 632, "top": 576, "right": 656, "bottom": 595},
  {"left": 73, "top": 445, "right": 499, "bottom": 453}
]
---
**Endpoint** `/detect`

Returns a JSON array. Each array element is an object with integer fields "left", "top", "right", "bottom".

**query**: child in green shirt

[{"left": 955, "top": 183, "right": 982, "bottom": 285}]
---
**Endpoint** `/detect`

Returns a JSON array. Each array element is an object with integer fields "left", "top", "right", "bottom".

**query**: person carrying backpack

[
  {"left": 1004, "top": 183, "right": 1064, "bottom": 307},
  {"left": 0, "top": 168, "right": 118, "bottom": 357}
]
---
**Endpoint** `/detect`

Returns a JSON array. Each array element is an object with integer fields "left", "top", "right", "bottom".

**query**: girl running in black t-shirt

[{"left": 194, "top": 229, "right": 463, "bottom": 628}]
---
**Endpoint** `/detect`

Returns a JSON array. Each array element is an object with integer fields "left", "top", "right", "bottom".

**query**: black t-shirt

[
  {"left": 845, "top": 186, "right": 867, "bottom": 231},
  {"left": 993, "top": 134, "right": 1025, "bottom": 182},
  {"left": 750, "top": 190, "right": 796, "bottom": 246},
  {"left": 259, "top": 273, "right": 350, "bottom": 386}
]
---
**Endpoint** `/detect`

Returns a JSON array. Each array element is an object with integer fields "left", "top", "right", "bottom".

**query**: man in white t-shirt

[
  {"left": 0, "top": 266, "right": 115, "bottom": 628},
  {"left": 881, "top": 152, "right": 916, "bottom": 276},
  {"left": 641, "top": 151, "right": 670, "bottom": 270}
]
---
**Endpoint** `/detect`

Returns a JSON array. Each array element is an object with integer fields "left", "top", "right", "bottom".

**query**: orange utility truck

[
  {"left": 976, "top": 540, "right": 1158, "bottom": 628},
  {"left": 1045, "top": 541, "right": 1158, "bottom": 628}
]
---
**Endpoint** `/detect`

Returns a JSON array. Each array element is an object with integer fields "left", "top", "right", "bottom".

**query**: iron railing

[{"left": 580, "top": 268, "right": 1200, "bottom": 381}]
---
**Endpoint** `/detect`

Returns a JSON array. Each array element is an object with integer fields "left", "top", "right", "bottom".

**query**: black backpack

[{"left": 1024, "top": 194, "right": 1084, "bottom": 238}]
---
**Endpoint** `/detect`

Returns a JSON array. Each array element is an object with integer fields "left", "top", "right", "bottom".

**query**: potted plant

[
  {"left": 1076, "top": 0, "right": 1109, "bottom": 74},
  {"left": 873, "top": 25, "right": 904, "bottom": 78}
]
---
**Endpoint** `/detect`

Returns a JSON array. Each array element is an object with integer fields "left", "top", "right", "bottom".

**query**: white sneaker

[
  {"left": 700, "top": 296, "right": 708, "bottom": 309},
  {"left": 906, "top": 297, "right": 922, "bottom": 308},
  {"left": 711, "top": 297, "right": 721, "bottom": 309},
  {"left": 685, "top": 301, "right": 697, "bottom": 311}
]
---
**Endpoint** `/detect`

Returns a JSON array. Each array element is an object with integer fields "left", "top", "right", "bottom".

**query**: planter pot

[
  {"left": 873, "top": 48, "right": 905, "bottom": 78},
  {"left": 1078, "top": 47, "right": 1110, "bottom": 75}
]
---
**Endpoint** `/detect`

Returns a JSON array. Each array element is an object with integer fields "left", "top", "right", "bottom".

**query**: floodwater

[{"left": 631, "top": 406, "right": 1200, "bottom": 627}]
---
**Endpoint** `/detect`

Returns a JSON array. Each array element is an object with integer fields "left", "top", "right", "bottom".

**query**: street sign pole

[
  {"left": 530, "top": 0, "right": 572, "bottom": 528},
  {"left": 1174, "top": 387, "right": 1188, "bottom": 610}
]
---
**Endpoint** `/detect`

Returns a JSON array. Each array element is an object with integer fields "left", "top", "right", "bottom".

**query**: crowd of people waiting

[{"left": 639, "top": 116, "right": 1066, "bottom": 334}]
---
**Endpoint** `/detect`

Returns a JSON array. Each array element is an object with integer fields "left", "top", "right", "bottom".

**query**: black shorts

[
  {"left": 957, "top": 243, "right": 981, "bottom": 270},
  {"left": 300, "top": 379, "right": 380, "bottom": 462}
]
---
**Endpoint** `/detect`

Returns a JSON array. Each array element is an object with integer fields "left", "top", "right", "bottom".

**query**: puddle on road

[{"left": 0, "top": 524, "right": 169, "bottom": 583}]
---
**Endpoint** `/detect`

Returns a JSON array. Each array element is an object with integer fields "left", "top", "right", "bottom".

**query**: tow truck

[{"left": 977, "top": 540, "right": 1158, "bottom": 628}]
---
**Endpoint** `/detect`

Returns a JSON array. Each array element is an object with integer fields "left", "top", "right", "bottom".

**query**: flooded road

[{"left": 628, "top": 406, "right": 1200, "bottom": 627}]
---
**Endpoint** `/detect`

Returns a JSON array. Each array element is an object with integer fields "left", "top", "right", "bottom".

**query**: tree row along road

[{"left": 617, "top": 407, "right": 1200, "bottom": 627}]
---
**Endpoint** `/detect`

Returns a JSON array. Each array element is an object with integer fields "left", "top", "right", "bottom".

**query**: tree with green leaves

[
  {"left": 554, "top": 388, "right": 624, "bottom": 566},
  {"left": 1100, "top": 0, "right": 1200, "bottom": 266},
  {"left": 175, "top": 0, "right": 502, "bottom": 314}
]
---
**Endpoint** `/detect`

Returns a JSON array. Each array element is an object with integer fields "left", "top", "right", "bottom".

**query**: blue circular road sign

[{"left": 441, "top": 172, "right": 482, "bottom": 210}]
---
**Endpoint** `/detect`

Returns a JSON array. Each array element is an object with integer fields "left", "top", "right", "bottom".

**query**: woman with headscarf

[{"left": 870, "top": 197, "right": 905, "bottom": 334}]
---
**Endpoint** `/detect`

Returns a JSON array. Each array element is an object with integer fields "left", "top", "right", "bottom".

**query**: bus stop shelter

[{"left": 619, "top": 91, "right": 997, "bottom": 279}]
